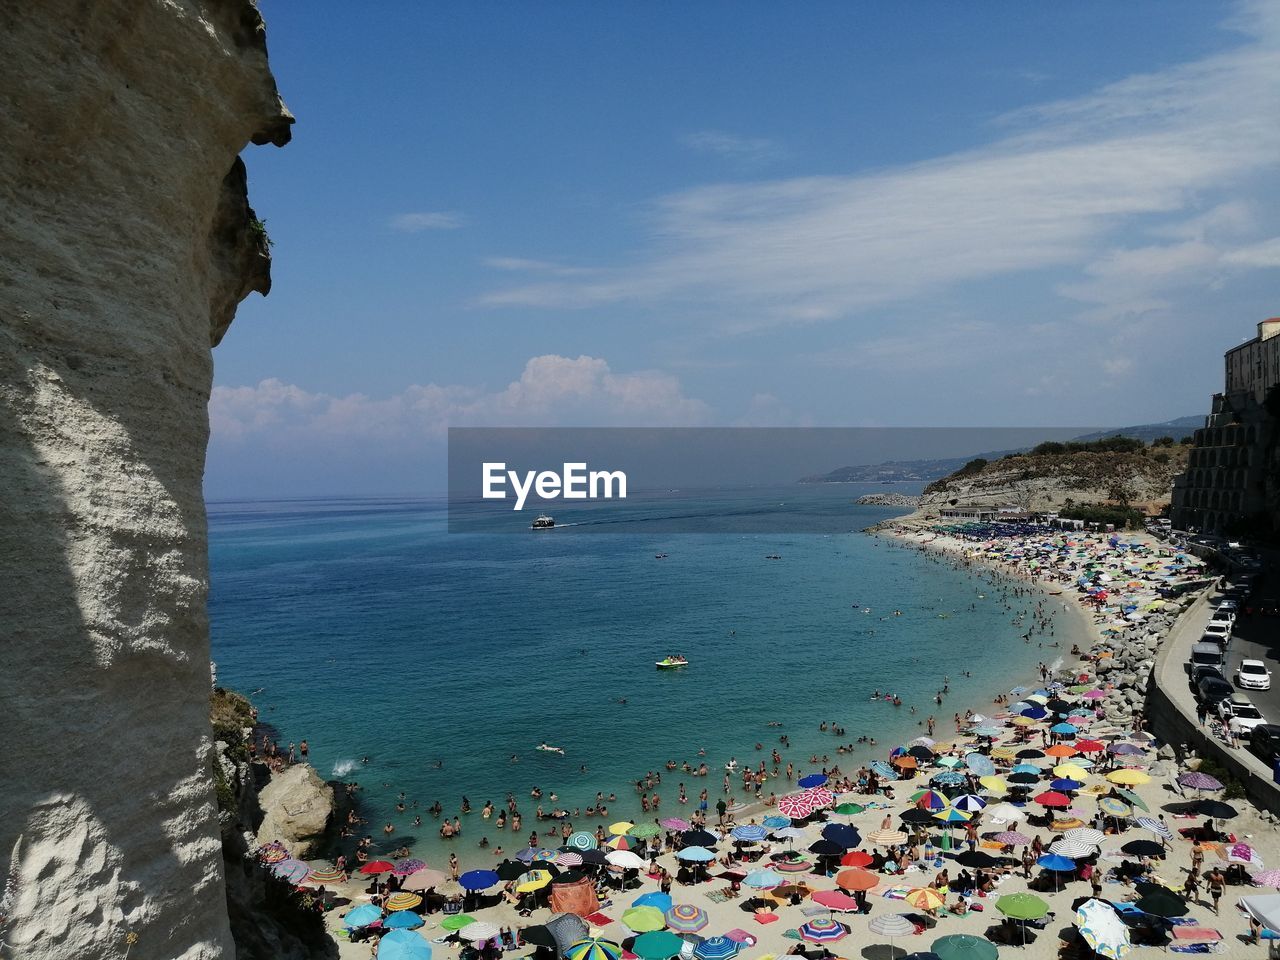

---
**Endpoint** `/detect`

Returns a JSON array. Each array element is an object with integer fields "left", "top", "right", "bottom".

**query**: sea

[{"left": 207, "top": 483, "right": 1084, "bottom": 864}]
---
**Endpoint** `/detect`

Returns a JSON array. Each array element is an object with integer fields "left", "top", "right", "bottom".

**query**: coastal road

[{"left": 1223, "top": 550, "right": 1280, "bottom": 726}]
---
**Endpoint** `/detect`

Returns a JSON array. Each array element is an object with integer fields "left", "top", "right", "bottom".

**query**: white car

[
  {"left": 1219, "top": 695, "right": 1267, "bottom": 732},
  {"left": 1203, "top": 621, "right": 1231, "bottom": 641},
  {"left": 1238, "top": 659, "right": 1272, "bottom": 691}
]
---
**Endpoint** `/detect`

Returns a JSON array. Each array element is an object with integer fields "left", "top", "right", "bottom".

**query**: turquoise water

[{"left": 207, "top": 485, "right": 1076, "bottom": 865}]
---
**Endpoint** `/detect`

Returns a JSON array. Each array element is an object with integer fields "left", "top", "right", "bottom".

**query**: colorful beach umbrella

[
  {"left": 270, "top": 859, "right": 310, "bottom": 884},
  {"left": 609, "top": 821, "right": 635, "bottom": 835},
  {"left": 359, "top": 860, "right": 395, "bottom": 874},
  {"left": 1097, "top": 797, "right": 1132, "bottom": 818},
  {"left": 393, "top": 858, "right": 427, "bottom": 876},
  {"left": 633, "top": 892, "right": 673, "bottom": 911},
  {"left": 385, "top": 892, "right": 423, "bottom": 911},
  {"left": 992, "top": 830, "right": 1031, "bottom": 846},
  {"left": 694, "top": 938, "right": 739, "bottom": 960},
  {"left": 515, "top": 870, "right": 553, "bottom": 893},
  {"left": 1178, "top": 771, "right": 1224, "bottom": 791},
  {"left": 664, "top": 904, "right": 708, "bottom": 933},
  {"left": 951, "top": 794, "right": 987, "bottom": 813},
  {"left": 731, "top": 825, "right": 768, "bottom": 842},
  {"left": 1035, "top": 791, "right": 1071, "bottom": 808},
  {"left": 798, "top": 918, "right": 849, "bottom": 943},
  {"left": 813, "top": 889, "right": 861, "bottom": 910},
  {"left": 303, "top": 866, "right": 347, "bottom": 885},
  {"left": 762, "top": 815, "right": 792, "bottom": 828},
  {"left": 659, "top": 817, "right": 692, "bottom": 831},
  {"left": 1074, "top": 898, "right": 1130, "bottom": 960},
  {"left": 905, "top": 887, "right": 945, "bottom": 911},
  {"left": 440, "top": 915, "right": 477, "bottom": 931},
  {"left": 567, "top": 831, "right": 598, "bottom": 850},
  {"left": 566, "top": 939, "right": 623, "bottom": 960},
  {"left": 631, "top": 823, "right": 662, "bottom": 838},
  {"left": 1106, "top": 769, "right": 1150, "bottom": 785},
  {"left": 777, "top": 793, "right": 816, "bottom": 818}
]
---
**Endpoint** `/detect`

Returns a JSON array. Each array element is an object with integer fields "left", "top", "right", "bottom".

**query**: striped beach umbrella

[
  {"left": 567, "top": 831, "right": 598, "bottom": 850},
  {"left": 258, "top": 842, "right": 289, "bottom": 863},
  {"left": 912, "top": 790, "right": 949, "bottom": 811},
  {"left": 1064, "top": 827, "right": 1106, "bottom": 846},
  {"left": 303, "top": 865, "right": 347, "bottom": 885},
  {"left": 565, "top": 938, "right": 624, "bottom": 960},
  {"left": 868, "top": 913, "right": 914, "bottom": 937},
  {"left": 606, "top": 835, "right": 636, "bottom": 850},
  {"left": 1134, "top": 817, "right": 1173, "bottom": 841},
  {"left": 665, "top": 904, "right": 709, "bottom": 933},
  {"left": 270, "top": 859, "right": 310, "bottom": 884},
  {"left": 798, "top": 919, "right": 849, "bottom": 943},
  {"left": 693, "top": 937, "right": 739, "bottom": 960},
  {"left": 731, "top": 824, "right": 768, "bottom": 842},
  {"left": 867, "top": 829, "right": 907, "bottom": 846},
  {"left": 1049, "top": 839, "right": 1095, "bottom": 859},
  {"left": 952, "top": 794, "right": 987, "bottom": 813},
  {"left": 803, "top": 787, "right": 835, "bottom": 808},
  {"left": 386, "top": 892, "right": 423, "bottom": 911},
  {"left": 555, "top": 851, "right": 584, "bottom": 867}
]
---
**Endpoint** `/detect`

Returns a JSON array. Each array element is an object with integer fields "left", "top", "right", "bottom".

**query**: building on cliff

[{"left": 1171, "top": 318, "right": 1280, "bottom": 536}]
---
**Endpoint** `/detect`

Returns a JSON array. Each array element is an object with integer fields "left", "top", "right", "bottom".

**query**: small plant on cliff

[{"left": 249, "top": 216, "right": 273, "bottom": 249}]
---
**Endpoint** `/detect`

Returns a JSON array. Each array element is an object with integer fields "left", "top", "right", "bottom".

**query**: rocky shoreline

[{"left": 854, "top": 492, "right": 921, "bottom": 507}]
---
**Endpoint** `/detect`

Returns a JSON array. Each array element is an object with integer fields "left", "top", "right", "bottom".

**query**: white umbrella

[
  {"left": 868, "top": 913, "right": 915, "bottom": 957},
  {"left": 1049, "top": 839, "right": 1095, "bottom": 859},
  {"left": 606, "top": 850, "right": 647, "bottom": 869},
  {"left": 464, "top": 922, "right": 501, "bottom": 942},
  {"left": 1074, "top": 898, "right": 1130, "bottom": 959},
  {"left": 986, "top": 803, "right": 1024, "bottom": 823},
  {"left": 1063, "top": 827, "right": 1106, "bottom": 846}
]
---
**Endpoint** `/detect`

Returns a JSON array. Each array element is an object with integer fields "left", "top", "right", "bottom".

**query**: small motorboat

[
  {"left": 531, "top": 515, "right": 555, "bottom": 530},
  {"left": 655, "top": 656, "right": 689, "bottom": 670}
]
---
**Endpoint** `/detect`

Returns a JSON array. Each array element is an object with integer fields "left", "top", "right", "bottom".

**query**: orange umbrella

[
  {"left": 891, "top": 755, "right": 918, "bottom": 769},
  {"left": 835, "top": 869, "right": 879, "bottom": 892},
  {"left": 1044, "top": 744, "right": 1077, "bottom": 758}
]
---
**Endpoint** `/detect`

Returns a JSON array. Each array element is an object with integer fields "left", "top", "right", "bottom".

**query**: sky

[{"left": 209, "top": 1, "right": 1280, "bottom": 497}]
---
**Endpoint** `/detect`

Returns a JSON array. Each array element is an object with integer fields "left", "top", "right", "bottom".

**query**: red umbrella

[
  {"left": 1034, "top": 791, "right": 1071, "bottom": 808},
  {"left": 802, "top": 787, "right": 835, "bottom": 808},
  {"left": 811, "top": 890, "right": 861, "bottom": 911},
  {"left": 840, "top": 851, "right": 874, "bottom": 867},
  {"left": 359, "top": 860, "right": 395, "bottom": 874},
  {"left": 1074, "top": 740, "right": 1105, "bottom": 753},
  {"left": 778, "top": 793, "right": 816, "bottom": 819}
]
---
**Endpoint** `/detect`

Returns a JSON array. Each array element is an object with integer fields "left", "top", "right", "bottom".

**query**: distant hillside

[{"left": 800, "top": 417, "right": 1199, "bottom": 483}]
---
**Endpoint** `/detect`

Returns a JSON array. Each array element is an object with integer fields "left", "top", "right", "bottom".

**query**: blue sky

[{"left": 209, "top": 1, "right": 1280, "bottom": 496}]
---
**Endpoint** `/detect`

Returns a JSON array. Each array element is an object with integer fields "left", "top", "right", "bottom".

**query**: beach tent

[{"left": 550, "top": 877, "right": 600, "bottom": 919}]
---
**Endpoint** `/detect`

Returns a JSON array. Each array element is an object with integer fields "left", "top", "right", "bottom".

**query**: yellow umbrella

[
  {"left": 979, "top": 775, "right": 1008, "bottom": 792},
  {"left": 1025, "top": 695, "right": 1049, "bottom": 704},
  {"left": 386, "top": 892, "right": 423, "bottom": 911},
  {"left": 904, "top": 887, "right": 945, "bottom": 911},
  {"left": 1107, "top": 769, "right": 1150, "bottom": 785},
  {"left": 990, "top": 747, "right": 1018, "bottom": 760},
  {"left": 1053, "top": 763, "right": 1089, "bottom": 779},
  {"left": 1009, "top": 716, "right": 1037, "bottom": 727},
  {"left": 516, "top": 870, "right": 553, "bottom": 893},
  {"left": 609, "top": 821, "right": 635, "bottom": 836}
]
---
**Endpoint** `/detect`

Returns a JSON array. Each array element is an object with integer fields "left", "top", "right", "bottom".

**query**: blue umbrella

[
  {"left": 1037, "top": 854, "right": 1075, "bottom": 871},
  {"left": 343, "top": 904, "right": 384, "bottom": 929},
  {"left": 965, "top": 754, "right": 995, "bottom": 777},
  {"left": 870, "top": 761, "right": 897, "bottom": 780},
  {"left": 742, "top": 869, "right": 783, "bottom": 888},
  {"left": 821, "top": 823, "right": 862, "bottom": 848},
  {"left": 972, "top": 726, "right": 1003, "bottom": 737},
  {"left": 1009, "top": 686, "right": 1029, "bottom": 695},
  {"left": 1021, "top": 707, "right": 1048, "bottom": 720},
  {"left": 694, "top": 937, "right": 740, "bottom": 960},
  {"left": 798, "top": 774, "right": 829, "bottom": 788},
  {"left": 1009, "top": 701, "right": 1033, "bottom": 712},
  {"left": 459, "top": 869, "right": 500, "bottom": 890},
  {"left": 514, "top": 847, "right": 538, "bottom": 863},
  {"left": 676, "top": 846, "right": 716, "bottom": 862},
  {"left": 731, "top": 825, "right": 768, "bottom": 843},
  {"left": 379, "top": 929, "right": 434, "bottom": 960},
  {"left": 1012, "top": 764, "right": 1041, "bottom": 775},
  {"left": 1050, "top": 723, "right": 1078, "bottom": 735},
  {"left": 632, "top": 892, "right": 673, "bottom": 911},
  {"left": 931, "top": 772, "right": 966, "bottom": 787},
  {"left": 1050, "top": 778, "right": 1084, "bottom": 791},
  {"left": 384, "top": 911, "right": 425, "bottom": 929},
  {"left": 762, "top": 816, "right": 791, "bottom": 829}
]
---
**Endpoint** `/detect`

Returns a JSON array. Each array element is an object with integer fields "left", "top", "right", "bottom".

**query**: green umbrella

[
  {"left": 933, "top": 934, "right": 999, "bottom": 960},
  {"left": 632, "top": 931, "right": 685, "bottom": 960},
  {"left": 630, "top": 823, "right": 662, "bottom": 838},
  {"left": 621, "top": 907, "right": 666, "bottom": 933},
  {"left": 996, "top": 892, "right": 1049, "bottom": 920},
  {"left": 442, "top": 915, "right": 477, "bottom": 931},
  {"left": 834, "top": 802, "right": 864, "bottom": 816},
  {"left": 1114, "top": 788, "right": 1148, "bottom": 812}
]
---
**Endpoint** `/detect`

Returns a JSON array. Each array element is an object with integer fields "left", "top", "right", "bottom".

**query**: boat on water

[
  {"left": 655, "top": 656, "right": 689, "bottom": 670},
  {"left": 530, "top": 515, "right": 555, "bottom": 530}
]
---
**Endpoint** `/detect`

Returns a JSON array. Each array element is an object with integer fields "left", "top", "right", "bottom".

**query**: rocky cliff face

[{"left": 0, "top": 3, "right": 291, "bottom": 958}]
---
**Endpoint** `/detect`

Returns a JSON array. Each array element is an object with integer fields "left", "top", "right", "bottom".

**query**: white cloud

[
  {"left": 480, "top": 8, "right": 1280, "bottom": 333},
  {"left": 1222, "top": 237, "right": 1280, "bottom": 268},
  {"left": 389, "top": 211, "right": 465, "bottom": 232},
  {"left": 210, "top": 355, "right": 711, "bottom": 443},
  {"left": 681, "top": 130, "right": 786, "bottom": 165}
]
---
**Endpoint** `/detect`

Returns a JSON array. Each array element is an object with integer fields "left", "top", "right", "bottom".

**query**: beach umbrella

[
  {"left": 462, "top": 922, "right": 501, "bottom": 942},
  {"left": 798, "top": 918, "right": 849, "bottom": 943},
  {"left": 579, "top": 849, "right": 608, "bottom": 866},
  {"left": 742, "top": 868, "right": 782, "bottom": 889},
  {"left": 681, "top": 828, "right": 718, "bottom": 847},
  {"left": 606, "top": 836, "right": 636, "bottom": 850},
  {"left": 403, "top": 868, "right": 450, "bottom": 890},
  {"left": 1021, "top": 707, "right": 1048, "bottom": 720},
  {"left": 762, "top": 814, "right": 792, "bottom": 828},
  {"left": 892, "top": 755, "right": 919, "bottom": 770},
  {"left": 1050, "top": 723, "right": 1078, "bottom": 736},
  {"left": 841, "top": 850, "right": 874, "bottom": 867},
  {"left": 631, "top": 823, "right": 662, "bottom": 839},
  {"left": 835, "top": 868, "right": 878, "bottom": 891},
  {"left": 270, "top": 859, "right": 310, "bottom": 884},
  {"left": 606, "top": 850, "right": 647, "bottom": 870},
  {"left": 1054, "top": 763, "right": 1089, "bottom": 779},
  {"left": 803, "top": 786, "right": 836, "bottom": 808},
  {"left": 440, "top": 915, "right": 477, "bottom": 931},
  {"left": 821, "top": 823, "right": 861, "bottom": 848},
  {"left": 951, "top": 794, "right": 987, "bottom": 813},
  {"left": 495, "top": 860, "right": 534, "bottom": 881},
  {"left": 459, "top": 869, "right": 499, "bottom": 890},
  {"left": 776, "top": 793, "right": 815, "bottom": 818},
  {"left": 731, "top": 825, "right": 768, "bottom": 843},
  {"left": 1097, "top": 797, "right": 1132, "bottom": 818},
  {"left": 632, "top": 931, "right": 685, "bottom": 960},
  {"left": 633, "top": 892, "right": 673, "bottom": 911},
  {"left": 901, "top": 808, "right": 939, "bottom": 826},
  {"left": 965, "top": 753, "right": 996, "bottom": 776},
  {"left": 384, "top": 911, "right": 425, "bottom": 930},
  {"left": 833, "top": 803, "right": 864, "bottom": 817},
  {"left": 379, "top": 930, "right": 433, "bottom": 960},
  {"left": 567, "top": 831, "right": 598, "bottom": 850},
  {"left": 659, "top": 817, "right": 691, "bottom": 831},
  {"left": 385, "top": 892, "right": 423, "bottom": 912},
  {"left": 809, "top": 839, "right": 848, "bottom": 858},
  {"left": 621, "top": 906, "right": 666, "bottom": 933},
  {"left": 798, "top": 773, "right": 829, "bottom": 788},
  {"left": 257, "top": 841, "right": 289, "bottom": 863},
  {"left": 303, "top": 865, "right": 347, "bottom": 886},
  {"left": 979, "top": 776, "right": 1009, "bottom": 794},
  {"left": 955, "top": 850, "right": 1001, "bottom": 869},
  {"left": 996, "top": 892, "right": 1048, "bottom": 920},
  {"left": 869, "top": 761, "right": 897, "bottom": 780},
  {"left": 913, "top": 790, "right": 949, "bottom": 811},
  {"left": 609, "top": 821, "right": 635, "bottom": 835},
  {"left": 1179, "top": 771, "right": 1224, "bottom": 792},
  {"left": 985, "top": 803, "right": 1024, "bottom": 823},
  {"left": 515, "top": 870, "right": 554, "bottom": 893},
  {"left": 359, "top": 860, "right": 395, "bottom": 875},
  {"left": 1049, "top": 840, "right": 1094, "bottom": 859},
  {"left": 931, "top": 772, "right": 966, "bottom": 788},
  {"left": 867, "top": 829, "right": 907, "bottom": 846},
  {"left": 555, "top": 852, "right": 584, "bottom": 867},
  {"left": 1135, "top": 817, "right": 1173, "bottom": 841},
  {"left": 1134, "top": 886, "right": 1187, "bottom": 918},
  {"left": 1050, "top": 778, "right": 1084, "bottom": 792},
  {"left": 1105, "top": 769, "right": 1149, "bottom": 786},
  {"left": 693, "top": 937, "right": 739, "bottom": 960},
  {"left": 905, "top": 887, "right": 945, "bottom": 911},
  {"left": 566, "top": 938, "right": 623, "bottom": 960},
  {"left": 514, "top": 847, "right": 539, "bottom": 863},
  {"left": 1015, "top": 749, "right": 1046, "bottom": 760},
  {"left": 1063, "top": 827, "right": 1105, "bottom": 846},
  {"left": 1074, "top": 898, "right": 1130, "bottom": 960},
  {"left": 1121, "top": 839, "right": 1164, "bottom": 858},
  {"left": 1035, "top": 791, "right": 1071, "bottom": 808},
  {"left": 1075, "top": 740, "right": 1105, "bottom": 753},
  {"left": 908, "top": 745, "right": 936, "bottom": 761},
  {"left": 665, "top": 904, "right": 708, "bottom": 933},
  {"left": 1044, "top": 744, "right": 1077, "bottom": 758},
  {"left": 342, "top": 903, "right": 384, "bottom": 928},
  {"left": 675, "top": 846, "right": 715, "bottom": 862},
  {"left": 813, "top": 889, "right": 861, "bottom": 911},
  {"left": 932, "top": 933, "right": 998, "bottom": 960},
  {"left": 1108, "top": 743, "right": 1145, "bottom": 757},
  {"left": 1197, "top": 799, "right": 1238, "bottom": 819},
  {"left": 1011, "top": 764, "right": 1041, "bottom": 775},
  {"left": 1037, "top": 854, "right": 1075, "bottom": 873},
  {"left": 937, "top": 755, "right": 964, "bottom": 769},
  {"left": 545, "top": 913, "right": 589, "bottom": 953},
  {"left": 1008, "top": 772, "right": 1040, "bottom": 786},
  {"left": 992, "top": 830, "right": 1031, "bottom": 846},
  {"left": 393, "top": 858, "right": 427, "bottom": 876}
]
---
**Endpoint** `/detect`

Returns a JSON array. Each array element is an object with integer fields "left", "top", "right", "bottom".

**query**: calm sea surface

[{"left": 207, "top": 485, "right": 1081, "bottom": 864}]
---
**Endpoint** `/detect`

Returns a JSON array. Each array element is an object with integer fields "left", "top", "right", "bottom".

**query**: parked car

[
  {"left": 1191, "top": 665, "right": 1226, "bottom": 687},
  {"left": 1218, "top": 600, "right": 1239, "bottom": 613},
  {"left": 1237, "top": 659, "right": 1272, "bottom": 691},
  {"left": 1196, "top": 676, "right": 1234, "bottom": 708},
  {"left": 1190, "top": 642, "right": 1226, "bottom": 673},
  {"left": 1218, "top": 695, "right": 1267, "bottom": 732},
  {"left": 1203, "top": 621, "right": 1231, "bottom": 641},
  {"left": 1251, "top": 724, "right": 1280, "bottom": 764}
]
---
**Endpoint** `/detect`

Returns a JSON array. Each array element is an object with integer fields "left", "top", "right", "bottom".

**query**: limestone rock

[
  {"left": 0, "top": 2, "right": 290, "bottom": 958},
  {"left": 254, "top": 765, "right": 335, "bottom": 859}
]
